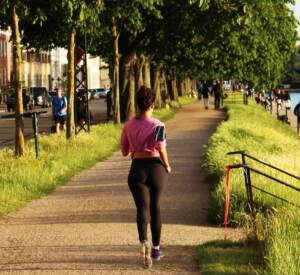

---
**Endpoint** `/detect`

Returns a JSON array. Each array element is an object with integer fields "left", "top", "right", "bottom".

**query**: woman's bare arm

[{"left": 159, "top": 147, "right": 171, "bottom": 174}]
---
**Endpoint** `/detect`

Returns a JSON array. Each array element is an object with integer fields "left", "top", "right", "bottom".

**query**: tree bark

[
  {"left": 10, "top": 2, "right": 25, "bottom": 157},
  {"left": 127, "top": 63, "right": 135, "bottom": 120},
  {"left": 153, "top": 65, "right": 162, "bottom": 108},
  {"left": 161, "top": 72, "right": 169, "bottom": 105},
  {"left": 171, "top": 79, "right": 178, "bottom": 100},
  {"left": 178, "top": 79, "right": 184, "bottom": 97},
  {"left": 143, "top": 57, "right": 151, "bottom": 88},
  {"left": 66, "top": 27, "right": 76, "bottom": 139},
  {"left": 135, "top": 57, "right": 144, "bottom": 90},
  {"left": 112, "top": 19, "right": 120, "bottom": 124}
]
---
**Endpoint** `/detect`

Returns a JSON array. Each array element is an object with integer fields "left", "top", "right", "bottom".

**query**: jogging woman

[{"left": 121, "top": 86, "right": 171, "bottom": 269}]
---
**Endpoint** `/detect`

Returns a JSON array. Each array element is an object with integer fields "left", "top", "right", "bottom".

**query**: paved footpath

[{"left": 0, "top": 101, "right": 243, "bottom": 274}]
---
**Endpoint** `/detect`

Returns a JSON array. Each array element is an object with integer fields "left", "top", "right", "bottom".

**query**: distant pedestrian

[
  {"left": 52, "top": 88, "right": 67, "bottom": 133},
  {"left": 211, "top": 80, "right": 221, "bottom": 109},
  {"left": 294, "top": 101, "right": 300, "bottom": 133},
  {"left": 121, "top": 86, "right": 171, "bottom": 269},
  {"left": 201, "top": 81, "right": 210, "bottom": 109},
  {"left": 106, "top": 86, "right": 113, "bottom": 119},
  {"left": 196, "top": 80, "right": 203, "bottom": 100}
]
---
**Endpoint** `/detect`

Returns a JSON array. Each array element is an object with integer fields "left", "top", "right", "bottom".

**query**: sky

[{"left": 290, "top": 1, "right": 300, "bottom": 34}]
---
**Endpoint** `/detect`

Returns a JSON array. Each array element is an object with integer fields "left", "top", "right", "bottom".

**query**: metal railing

[
  {"left": 1, "top": 110, "right": 47, "bottom": 158},
  {"left": 227, "top": 150, "right": 300, "bottom": 216}
]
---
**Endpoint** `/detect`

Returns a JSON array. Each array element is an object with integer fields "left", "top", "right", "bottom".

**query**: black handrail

[
  {"left": 227, "top": 150, "right": 300, "bottom": 215},
  {"left": 1, "top": 110, "right": 47, "bottom": 158},
  {"left": 251, "top": 185, "right": 300, "bottom": 209},
  {"left": 228, "top": 150, "right": 300, "bottom": 181},
  {"left": 249, "top": 166, "right": 300, "bottom": 192}
]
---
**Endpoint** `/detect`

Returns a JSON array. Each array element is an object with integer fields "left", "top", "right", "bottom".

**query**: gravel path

[{"left": 0, "top": 101, "right": 243, "bottom": 274}]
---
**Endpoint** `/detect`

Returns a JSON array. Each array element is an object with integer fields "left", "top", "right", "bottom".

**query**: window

[
  {"left": 0, "top": 40, "right": 2, "bottom": 57},
  {"left": 22, "top": 51, "right": 26, "bottom": 61},
  {"left": 3, "top": 67, "right": 6, "bottom": 85},
  {"left": 3, "top": 41, "right": 6, "bottom": 57}
]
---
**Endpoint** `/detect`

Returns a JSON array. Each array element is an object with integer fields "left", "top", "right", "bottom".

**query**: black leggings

[{"left": 128, "top": 158, "right": 167, "bottom": 246}]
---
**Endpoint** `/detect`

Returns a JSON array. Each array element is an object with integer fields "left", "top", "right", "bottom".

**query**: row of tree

[{"left": 0, "top": 0, "right": 297, "bottom": 156}]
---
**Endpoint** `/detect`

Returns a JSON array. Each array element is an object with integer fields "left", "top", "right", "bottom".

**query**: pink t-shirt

[{"left": 121, "top": 117, "right": 167, "bottom": 157}]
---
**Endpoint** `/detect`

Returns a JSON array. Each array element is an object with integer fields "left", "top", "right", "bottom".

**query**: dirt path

[{"left": 0, "top": 101, "right": 243, "bottom": 274}]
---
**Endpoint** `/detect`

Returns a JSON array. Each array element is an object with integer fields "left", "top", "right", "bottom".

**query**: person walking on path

[
  {"left": 52, "top": 87, "right": 67, "bottom": 133},
  {"left": 201, "top": 81, "right": 210, "bottom": 109},
  {"left": 294, "top": 100, "right": 300, "bottom": 133},
  {"left": 106, "top": 86, "right": 113, "bottom": 120},
  {"left": 121, "top": 86, "right": 171, "bottom": 269},
  {"left": 211, "top": 80, "right": 222, "bottom": 109}
]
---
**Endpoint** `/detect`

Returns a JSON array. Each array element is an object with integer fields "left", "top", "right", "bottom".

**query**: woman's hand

[{"left": 165, "top": 165, "right": 171, "bottom": 174}]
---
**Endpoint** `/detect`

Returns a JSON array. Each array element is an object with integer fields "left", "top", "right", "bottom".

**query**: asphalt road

[{"left": 0, "top": 99, "right": 108, "bottom": 148}]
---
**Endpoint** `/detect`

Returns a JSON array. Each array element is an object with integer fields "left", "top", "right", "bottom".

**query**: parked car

[
  {"left": 48, "top": 91, "right": 56, "bottom": 99},
  {"left": 78, "top": 88, "right": 92, "bottom": 100},
  {"left": 30, "top": 87, "right": 51, "bottom": 107},
  {"left": 95, "top": 88, "right": 109, "bottom": 98},
  {"left": 88, "top": 89, "right": 99, "bottom": 99},
  {"left": 6, "top": 88, "right": 34, "bottom": 112}
]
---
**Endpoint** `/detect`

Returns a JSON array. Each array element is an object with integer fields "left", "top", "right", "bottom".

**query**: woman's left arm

[{"left": 121, "top": 129, "right": 130, "bottom": 156}]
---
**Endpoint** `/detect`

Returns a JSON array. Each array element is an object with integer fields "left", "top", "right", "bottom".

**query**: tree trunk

[
  {"left": 10, "top": 3, "right": 25, "bottom": 157},
  {"left": 119, "top": 48, "right": 137, "bottom": 122},
  {"left": 135, "top": 57, "right": 144, "bottom": 91},
  {"left": 66, "top": 27, "right": 76, "bottom": 139},
  {"left": 120, "top": 60, "right": 131, "bottom": 122},
  {"left": 178, "top": 79, "right": 184, "bottom": 97},
  {"left": 112, "top": 19, "right": 120, "bottom": 124},
  {"left": 153, "top": 65, "right": 162, "bottom": 108},
  {"left": 127, "top": 64, "right": 135, "bottom": 120},
  {"left": 143, "top": 57, "right": 151, "bottom": 88},
  {"left": 172, "top": 79, "right": 178, "bottom": 100},
  {"left": 161, "top": 72, "right": 169, "bottom": 105},
  {"left": 182, "top": 79, "right": 185, "bottom": 96}
]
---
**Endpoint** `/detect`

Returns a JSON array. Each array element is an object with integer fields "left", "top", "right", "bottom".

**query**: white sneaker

[{"left": 140, "top": 241, "right": 152, "bottom": 269}]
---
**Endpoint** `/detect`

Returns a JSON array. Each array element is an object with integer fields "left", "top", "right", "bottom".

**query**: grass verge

[
  {"left": 201, "top": 94, "right": 300, "bottom": 274},
  {"left": 0, "top": 96, "right": 196, "bottom": 216},
  {"left": 197, "top": 240, "right": 263, "bottom": 275}
]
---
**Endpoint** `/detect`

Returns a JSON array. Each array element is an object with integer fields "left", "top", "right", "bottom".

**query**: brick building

[{"left": 0, "top": 30, "right": 12, "bottom": 90}]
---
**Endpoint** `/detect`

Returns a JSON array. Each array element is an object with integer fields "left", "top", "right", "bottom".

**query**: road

[{"left": 0, "top": 99, "right": 108, "bottom": 148}]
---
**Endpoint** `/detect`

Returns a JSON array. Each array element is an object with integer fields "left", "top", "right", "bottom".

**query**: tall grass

[
  {"left": 203, "top": 95, "right": 300, "bottom": 274},
  {"left": 204, "top": 98, "right": 300, "bottom": 224},
  {"left": 261, "top": 209, "right": 300, "bottom": 275}
]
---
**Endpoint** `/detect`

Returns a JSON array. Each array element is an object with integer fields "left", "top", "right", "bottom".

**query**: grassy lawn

[
  {"left": 197, "top": 240, "right": 263, "bottom": 275},
  {"left": 201, "top": 93, "right": 300, "bottom": 275},
  {"left": 0, "top": 96, "right": 197, "bottom": 216}
]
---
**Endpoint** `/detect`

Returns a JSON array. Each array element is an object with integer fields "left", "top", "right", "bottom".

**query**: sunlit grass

[
  {"left": 197, "top": 240, "right": 263, "bottom": 275},
  {"left": 262, "top": 209, "right": 300, "bottom": 275},
  {"left": 0, "top": 123, "right": 122, "bottom": 215},
  {"left": 203, "top": 96, "right": 300, "bottom": 224},
  {"left": 203, "top": 94, "right": 300, "bottom": 274}
]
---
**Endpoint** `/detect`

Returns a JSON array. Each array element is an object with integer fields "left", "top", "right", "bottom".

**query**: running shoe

[
  {"left": 140, "top": 241, "right": 152, "bottom": 269},
  {"left": 151, "top": 246, "right": 164, "bottom": 260}
]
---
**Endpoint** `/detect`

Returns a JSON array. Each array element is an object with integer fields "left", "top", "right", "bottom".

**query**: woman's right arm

[{"left": 159, "top": 147, "right": 171, "bottom": 174}]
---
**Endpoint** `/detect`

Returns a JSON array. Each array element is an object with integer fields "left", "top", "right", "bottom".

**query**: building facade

[
  {"left": 99, "top": 58, "right": 110, "bottom": 88},
  {"left": 1, "top": 27, "right": 109, "bottom": 95},
  {"left": 0, "top": 28, "right": 51, "bottom": 91},
  {"left": 0, "top": 29, "right": 12, "bottom": 90},
  {"left": 21, "top": 50, "right": 51, "bottom": 90}
]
